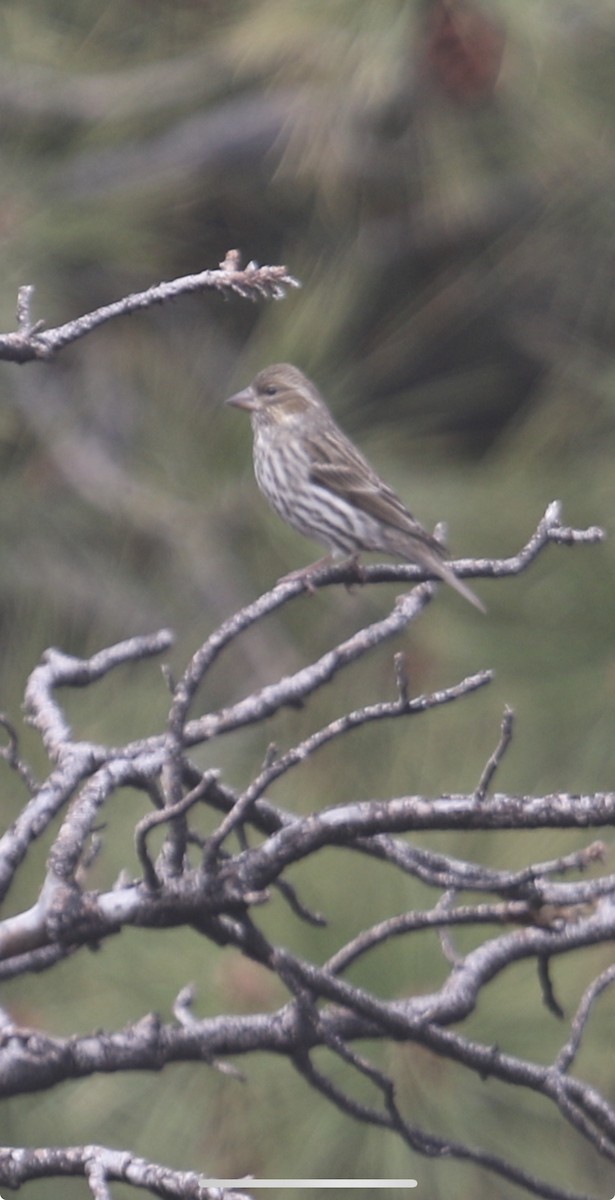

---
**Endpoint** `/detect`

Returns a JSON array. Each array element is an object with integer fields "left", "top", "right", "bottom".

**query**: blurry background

[{"left": 1, "top": 2, "right": 615, "bottom": 1197}]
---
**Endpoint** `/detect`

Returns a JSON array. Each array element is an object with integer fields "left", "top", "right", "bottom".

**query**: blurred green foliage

[{"left": 1, "top": 1, "right": 615, "bottom": 1196}]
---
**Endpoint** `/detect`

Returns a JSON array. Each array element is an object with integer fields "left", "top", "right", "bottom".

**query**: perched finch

[{"left": 226, "top": 363, "right": 484, "bottom": 611}]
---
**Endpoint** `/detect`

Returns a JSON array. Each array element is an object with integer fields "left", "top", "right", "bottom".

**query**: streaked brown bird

[{"left": 226, "top": 363, "right": 484, "bottom": 611}]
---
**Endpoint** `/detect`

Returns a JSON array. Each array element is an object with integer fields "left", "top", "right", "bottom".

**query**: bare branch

[
  {"left": 291, "top": 1026, "right": 591, "bottom": 1200},
  {"left": 0, "top": 1145, "right": 253, "bottom": 1200},
  {"left": 325, "top": 896, "right": 530, "bottom": 976},
  {"left": 174, "top": 581, "right": 432, "bottom": 747},
  {"left": 0, "top": 713, "right": 39, "bottom": 794},
  {"left": 538, "top": 954, "right": 565, "bottom": 1019},
  {"left": 0, "top": 499, "right": 610, "bottom": 1197},
  {"left": 0, "top": 253, "right": 301, "bottom": 364},
  {"left": 475, "top": 706, "right": 515, "bottom": 801},
  {"left": 135, "top": 772, "right": 219, "bottom": 889},
  {"left": 24, "top": 629, "right": 174, "bottom": 759},
  {"left": 199, "top": 499, "right": 603, "bottom": 597},
  {"left": 205, "top": 667, "right": 492, "bottom": 859},
  {"left": 161, "top": 504, "right": 604, "bottom": 759},
  {"left": 555, "top": 964, "right": 615, "bottom": 1073}
]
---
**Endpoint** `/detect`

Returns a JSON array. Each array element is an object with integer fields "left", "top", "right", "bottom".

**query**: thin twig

[
  {"left": 538, "top": 954, "right": 565, "bottom": 1019},
  {"left": 0, "top": 714, "right": 39, "bottom": 794},
  {"left": 0, "top": 254, "right": 300, "bottom": 363},
  {"left": 0, "top": 1145, "right": 253, "bottom": 1199},
  {"left": 135, "top": 772, "right": 218, "bottom": 890},
  {"left": 475, "top": 706, "right": 515, "bottom": 801},
  {"left": 204, "top": 667, "right": 491, "bottom": 860},
  {"left": 555, "top": 964, "right": 615, "bottom": 1073}
]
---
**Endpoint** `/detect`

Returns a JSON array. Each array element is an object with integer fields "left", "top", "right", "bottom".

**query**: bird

[{"left": 225, "top": 363, "right": 484, "bottom": 611}]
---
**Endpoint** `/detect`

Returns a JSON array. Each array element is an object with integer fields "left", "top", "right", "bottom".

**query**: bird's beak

[{"left": 225, "top": 385, "right": 258, "bottom": 411}]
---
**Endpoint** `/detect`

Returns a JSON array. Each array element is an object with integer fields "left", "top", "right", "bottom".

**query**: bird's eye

[{"left": 263, "top": 384, "right": 278, "bottom": 396}]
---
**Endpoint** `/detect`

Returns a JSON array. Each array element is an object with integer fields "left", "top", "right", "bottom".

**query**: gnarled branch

[{"left": 0, "top": 503, "right": 610, "bottom": 1199}]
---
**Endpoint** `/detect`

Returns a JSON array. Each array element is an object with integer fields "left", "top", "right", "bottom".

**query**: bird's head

[{"left": 225, "top": 364, "right": 324, "bottom": 426}]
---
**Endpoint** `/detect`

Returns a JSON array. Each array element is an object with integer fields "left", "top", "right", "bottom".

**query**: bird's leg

[
  {"left": 343, "top": 553, "right": 367, "bottom": 592},
  {"left": 277, "top": 554, "right": 334, "bottom": 593},
  {"left": 278, "top": 553, "right": 366, "bottom": 594}
]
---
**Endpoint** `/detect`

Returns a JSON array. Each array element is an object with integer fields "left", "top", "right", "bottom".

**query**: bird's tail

[
  {"left": 401, "top": 538, "right": 486, "bottom": 612},
  {"left": 431, "top": 555, "right": 486, "bottom": 612}
]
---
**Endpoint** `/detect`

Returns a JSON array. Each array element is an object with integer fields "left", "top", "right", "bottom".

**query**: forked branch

[
  {"left": 0, "top": 252, "right": 300, "bottom": 364},
  {"left": 0, "top": 503, "right": 610, "bottom": 1199}
]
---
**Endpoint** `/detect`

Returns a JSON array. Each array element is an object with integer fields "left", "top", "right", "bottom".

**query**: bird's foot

[
  {"left": 342, "top": 554, "right": 366, "bottom": 593},
  {"left": 277, "top": 554, "right": 334, "bottom": 594},
  {"left": 277, "top": 554, "right": 366, "bottom": 594}
]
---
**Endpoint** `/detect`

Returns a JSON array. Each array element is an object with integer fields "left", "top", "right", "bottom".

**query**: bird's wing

[{"left": 307, "top": 427, "right": 443, "bottom": 548}]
